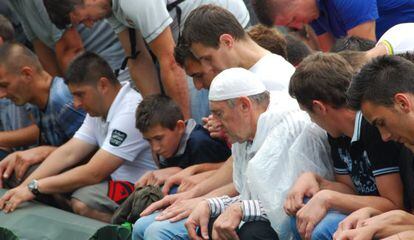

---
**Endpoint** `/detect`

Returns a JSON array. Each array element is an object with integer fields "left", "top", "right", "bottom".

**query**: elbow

[{"left": 83, "top": 169, "right": 107, "bottom": 186}]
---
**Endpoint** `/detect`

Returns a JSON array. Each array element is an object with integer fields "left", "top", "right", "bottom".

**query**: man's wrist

[
  {"left": 27, "top": 179, "right": 40, "bottom": 196},
  {"left": 317, "top": 189, "right": 333, "bottom": 209}
]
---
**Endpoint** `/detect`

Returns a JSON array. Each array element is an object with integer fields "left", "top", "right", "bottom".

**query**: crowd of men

[{"left": 0, "top": 0, "right": 414, "bottom": 239}]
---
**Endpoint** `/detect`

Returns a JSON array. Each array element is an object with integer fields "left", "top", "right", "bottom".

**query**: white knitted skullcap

[{"left": 209, "top": 68, "right": 266, "bottom": 101}]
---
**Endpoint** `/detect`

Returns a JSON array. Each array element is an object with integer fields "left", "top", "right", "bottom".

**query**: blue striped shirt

[{"left": 37, "top": 77, "right": 86, "bottom": 146}]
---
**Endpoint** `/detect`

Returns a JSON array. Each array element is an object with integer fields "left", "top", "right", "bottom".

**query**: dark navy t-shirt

[
  {"left": 328, "top": 112, "right": 401, "bottom": 196},
  {"left": 160, "top": 124, "right": 231, "bottom": 169},
  {"left": 311, "top": 0, "right": 414, "bottom": 39}
]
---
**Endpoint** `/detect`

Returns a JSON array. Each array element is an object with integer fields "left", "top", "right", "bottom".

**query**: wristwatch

[{"left": 27, "top": 179, "right": 40, "bottom": 196}]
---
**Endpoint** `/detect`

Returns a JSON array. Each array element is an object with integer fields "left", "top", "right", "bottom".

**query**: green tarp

[{"left": 0, "top": 189, "right": 131, "bottom": 240}]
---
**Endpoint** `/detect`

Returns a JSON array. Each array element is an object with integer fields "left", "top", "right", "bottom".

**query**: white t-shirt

[
  {"left": 377, "top": 23, "right": 414, "bottom": 55},
  {"left": 74, "top": 83, "right": 156, "bottom": 183},
  {"left": 249, "top": 53, "right": 295, "bottom": 92},
  {"left": 107, "top": 0, "right": 250, "bottom": 43}
]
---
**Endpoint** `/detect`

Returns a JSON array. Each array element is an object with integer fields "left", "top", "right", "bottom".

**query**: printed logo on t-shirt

[{"left": 110, "top": 129, "right": 127, "bottom": 146}]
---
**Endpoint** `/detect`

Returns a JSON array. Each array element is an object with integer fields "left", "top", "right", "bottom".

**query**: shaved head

[{"left": 0, "top": 43, "right": 43, "bottom": 74}]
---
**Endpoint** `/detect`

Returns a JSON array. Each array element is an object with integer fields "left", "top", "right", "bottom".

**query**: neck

[
  {"left": 102, "top": 83, "right": 122, "bottom": 119},
  {"left": 234, "top": 38, "right": 270, "bottom": 69},
  {"left": 248, "top": 101, "right": 270, "bottom": 141},
  {"left": 32, "top": 71, "right": 53, "bottom": 110},
  {"left": 334, "top": 108, "right": 357, "bottom": 138}
]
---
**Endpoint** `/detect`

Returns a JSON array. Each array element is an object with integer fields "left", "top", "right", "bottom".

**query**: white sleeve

[
  {"left": 102, "top": 112, "right": 149, "bottom": 162},
  {"left": 73, "top": 115, "right": 98, "bottom": 146},
  {"left": 119, "top": 0, "right": 173, "bottom": 43},
  {"left": 377, "top": 23, "right": 414, "bottom": 55}
]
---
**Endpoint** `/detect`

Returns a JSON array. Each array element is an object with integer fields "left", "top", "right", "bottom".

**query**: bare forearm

[
  {"left": 316, "top": 174, "right": 355, "bottom": 194},
  {"left": 190, "top": 158, "right": 233, "bottom": 197},
  {"left": 325, "top": 190, "right": 402, "bottom": 214},
  {"left": 192, "top": 162, "right": 224, "bottom": 174},
  {"left": 204, "top": 183, "right": 238, "bottom": 198},
  {"left": 0, "top": 124, "right": 38, "bottom": 148},
  {"left": 22, "top": 145, "right": 81, "bottom": 186},
  {"left": 376, "top": 226, "right": 414, "bottom": 239},
  {"left": 191, "top": 170, "right": 216, "bottom": 182},
  {"left": 37, "top": 165, "right": 101, "bottom": 193},
  {"left": 55, "top": 27, "right": 85, "bottom": 72},
  {"left": 159, "top": 60, "right": 190, "bottom": 119},
  {"left": 129, "top": 56, "right": 161, "bottom": 96},
  {"left": 32, "top": 39, "right": 62, "bottom": 76},
  {"left": 56, "top": 48, "right": 83, "bottom": 72}
]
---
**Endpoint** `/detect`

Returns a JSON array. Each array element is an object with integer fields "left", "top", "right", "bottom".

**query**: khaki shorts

[{"left": 71, "top": 180, "right": 134, "bottom": 213}]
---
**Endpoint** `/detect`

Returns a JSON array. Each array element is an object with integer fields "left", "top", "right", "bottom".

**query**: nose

[
  {"left": 379, "top": 128, "right": 392, "bottom": 142},
  {"left": 73, "top": 97, "right": 82, "bottom": 109},
  {"left": 289, "top": 21, "right": 304, "bottom": 30},
  {"left": 193, "top": 78, "right": 203, "bottom": 90},
  {"left": 151, "top": 142, "right": 161, "bottom": 153}
]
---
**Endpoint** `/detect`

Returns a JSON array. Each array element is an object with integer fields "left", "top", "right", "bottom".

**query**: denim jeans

[
  {"left": 132, "top": 211, "right": 189, "bottom": 240},
  {"left": 290, "top": 210, "right": 347, "bottom": 240}
]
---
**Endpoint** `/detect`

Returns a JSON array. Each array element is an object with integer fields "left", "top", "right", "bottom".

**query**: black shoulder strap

[
  {"left": 115, "top": 0, "right": 186, "bottom": 77},
  {"left": 115, "top": 28, "right": 141, "bottom": 77},
  {"left": 167, "top": 0, "right": 186, "bottom": 41},
  {"left": 166, "top": 0, "right": 186, "bottom": 11}
]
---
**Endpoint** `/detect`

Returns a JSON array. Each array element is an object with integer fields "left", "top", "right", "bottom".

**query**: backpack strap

[
  {"left": 115, "top": 28, "right": 141, "bottom": 77},
  {"left": 167, "top": 0, "right": 186, "bottom": 42}
]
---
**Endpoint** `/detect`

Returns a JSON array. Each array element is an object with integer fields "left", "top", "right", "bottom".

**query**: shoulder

[
  {"left": 49, "top": 78, "right": 75, "bottom": 108},
  {"left": 187, "top": 125, "right": 216, "bottom": 146}
]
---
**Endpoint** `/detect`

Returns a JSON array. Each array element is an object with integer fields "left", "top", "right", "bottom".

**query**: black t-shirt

[
  {"left": 328, "top": 112, "right": 401, "bottom": 196},
  {"left": 398, "top": 147, "right": 414, "bottom": 211},
  {"left": 160, "top": 124, "right": 231, "bottom": 169}
]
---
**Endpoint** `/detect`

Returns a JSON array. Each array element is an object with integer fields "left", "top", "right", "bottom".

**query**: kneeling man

[
  {"left": 186, "top": 68, "right": 333, "bottom": 239},
  {"left": 0, "top": 52, "right": 156, "bottom": 222}
]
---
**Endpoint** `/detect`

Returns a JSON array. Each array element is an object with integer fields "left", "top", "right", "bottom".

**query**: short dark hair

[
  {"left": 330, "top": 36, "right": 376, "bottom": 52},
  {"left": 289, "top": 52, "right": 354, "bottom": 111},
  {"left": 43, "top": 0, "right": 82, "bottom": 29},
  {"left": 337, "top": 50, "right": 368, "bottom": 73},
  {"left": 0, "top": 15, "right": 14, "bottom": 42},
  {"left": 65, "top": 51, "right": 118, "bottom": 86},
  {"left": 285, "top": 34, "right": 312, "bottom": 66},
  {"left": 252, "top": 0, "right": 294, "bottom": 26},
  {"left": 135, "top": 94, "right": 184, "bottom": 133},
  {"left": 347, "top": 55, "right": 414, "bottom": 110},
  {"left": 396, "top": 51, "right": 414, "bottom": 64},
  {"left": 247, "top": 24, "right": 287, "bottom": 59},
  {"left": 251, "top": 0, "right": 275, "bottom": 26},
  {"left": 182, "top": 4, "right": 246, "bottom": 48},
  {"left": 0, "top": 43, "right": 42, "bottom": 73},
  {"left": 174, "top": 43, "right": 196, "bottom": 67}
]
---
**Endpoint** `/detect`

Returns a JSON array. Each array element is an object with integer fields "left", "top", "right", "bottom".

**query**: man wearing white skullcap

[{"left": 185, "top": 68, "right": 334, "bottom": 240}]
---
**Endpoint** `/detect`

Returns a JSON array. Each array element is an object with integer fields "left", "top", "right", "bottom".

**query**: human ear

[
  {"left": 312, "top": 100, "right": 327, "bottom": 114},
  {"left": 394, "top": 93, "right": 412, "bottom": 113},
  {"left": 219, "top": 34, "right": 234, "bottom": 48}
]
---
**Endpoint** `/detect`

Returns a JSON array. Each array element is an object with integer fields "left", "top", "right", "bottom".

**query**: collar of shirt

[
  {"left": 105, "top": 82, "right": 130, "bottom": 124},
  {"left": 159, "top": 118, "right": 197, "bottom": 162},
  {"left": 351, "top": 111, "right": 363, "bottom": 143}
]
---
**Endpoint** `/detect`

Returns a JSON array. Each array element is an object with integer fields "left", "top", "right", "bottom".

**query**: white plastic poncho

[{"left": 232, "top": 91, "right": 334, "bottom": 239}]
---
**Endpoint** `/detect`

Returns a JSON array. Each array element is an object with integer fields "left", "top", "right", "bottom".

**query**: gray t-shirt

[
  {"left": 108, "top": 0, "right": 250, "bottom": 43},
  {"left": 8, "top": 0, "right": 129, "bottom": 78}
]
